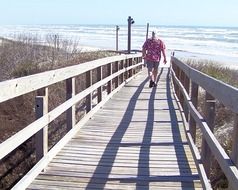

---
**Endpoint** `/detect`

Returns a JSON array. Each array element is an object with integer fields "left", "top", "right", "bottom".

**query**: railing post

[
  {"left": 125, "top": 59, "right": 129, "bottom": 80},
  {"left": 129, "top": 58, "right": 133, "bottom": 77},
  {"left": 176, "top": 69, "right": 180, "bottom": 97},
  {"left": 231, "top": 114, "right": 238, "bottom": 166},
  {"left": 107, "top": 63, "right": 112, "bottom": 94},
  {"left": 230, "top": 114, "right": 238, "bottom": 189},
  {"left": 132, "top": 58, "right": 136, "bottom": 75},
  {"left": 184, "top": 75, "right": 190, "bottom": 121},
  {"left": 97, "top": 66, "right": 103, "bottom": 103},
  {"left": 115, "top": 61, "right": 120, "bottom": 88},
  {"left": 201, "top": 92, "right": 216, "bottom": 178},
  {"left": 121, "top": 60, "right": 125, "bottom": 82},
  {"left": 179, "top": 70, "right": 185, "bottom": 110},
  {"left": 86, "top": 70, "right": 92, "bottom": 113},
  {"left": 189, "top": 81, "right": 198, "bottom": 142},
  {"left": 35, "top": 88, "right": 48, "bottom": 162},
  {"left": 171, "top": 61, "right": 179, "bottom": 98},
  {"left": 66, "top": 77, "right": 76, "bottom": 131}
]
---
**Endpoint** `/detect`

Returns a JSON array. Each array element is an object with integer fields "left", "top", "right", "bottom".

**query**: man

[{"left": 142, "top": 31, "right": 167, "bottom": 87}]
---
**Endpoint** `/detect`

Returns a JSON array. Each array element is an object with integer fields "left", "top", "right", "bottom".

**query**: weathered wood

[
  {"left": 201, "top": 92, "right": 216, "bottom": 178},
  {"left": 66, "top": 77, "right": 76, "bottom": 131},
  {"left": 184, "top": 75, "right": 190, "bottom": 121},
  {"left": 25, "top": 68, "right": 203, "bottom": 190},
  {"left": 120, "top": 60, "right": 125, "bottom": 82},
  {"left": 231, "top": 114, "right": 238, "bottom": 166},
  {"left": 170, "top": 74, "right": 212, "bottom": 189},
  {"left": 107, "top": 63, "right": 112, "bottom": 94},
  {"left": 172, "top": 67, "right": 238, "bottom": 188},
  {"left": 115, "top": 61, "right": 120, "bottom": 88},
  {"left": 0, "top": 61, "right": 143, "bottom": 161},
  {"left": 35, "top": 88, "right": 48, "bottom": 162},
  {"left": 97, "top": 66, "right": 103, "bottom": 103},
  {"left": 129, "top": 58, "right": 133, "bottom": 77},
  {"left": 86, "top": 70, "right": 92, "bottom": 112},
  {"left": 12, "top": 66, "right": 143, "bottom": 190},
  {"left": 0, "top": 54, "right": 141, "bottom": 103},
  {"left": 171, "top": 67, "right": 238, "bottom": 189},
  {"left": 189, "top": 82, "right": 198, "bottom": 142},
  {"left": 171, "top": 57, "right": 238, "bottom": 114}
]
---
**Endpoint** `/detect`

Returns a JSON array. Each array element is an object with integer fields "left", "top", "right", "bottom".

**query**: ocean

[{"left": 0, "top": 24, "right": 238, "bottom": 66}]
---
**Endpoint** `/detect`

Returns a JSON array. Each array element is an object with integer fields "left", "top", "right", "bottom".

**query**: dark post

[
  {"left": 127, "top": 16, "right": 134, "bottom": 54},
  {"left": 35, "top": 88, "right": 48, "bottom": 163},
  {"left": 116, "top": 25, "right": 120, "bottom": 51},
  {"left": 146, "top": 23, "right": 149, "bottom": 40}
]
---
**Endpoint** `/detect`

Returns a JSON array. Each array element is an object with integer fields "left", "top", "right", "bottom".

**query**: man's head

[{"left": 152, "top": 31, "right": 156, "bottom": 39}]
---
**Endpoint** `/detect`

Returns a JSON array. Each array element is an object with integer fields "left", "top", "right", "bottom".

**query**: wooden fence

[
  {"left": 0, "top": 54, "right": 143, "bottom": 189},
  {"left": 171, "top": 56, "right": 238, "bottom": 189}
]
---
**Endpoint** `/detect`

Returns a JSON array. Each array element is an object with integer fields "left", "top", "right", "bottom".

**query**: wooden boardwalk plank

[{"left": 27, "top": 68, "right": 203, "bottom": 189}]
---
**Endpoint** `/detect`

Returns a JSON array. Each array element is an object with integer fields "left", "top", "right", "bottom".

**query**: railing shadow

[
  {"left": 86, "top": 68, "right": 197, "bottom": 189},
  {"left": 86, "top": 73, "right": 149, "bottom": 189},
  {"left": 135, "top": 68, "right": 163, "bottom": 189}
]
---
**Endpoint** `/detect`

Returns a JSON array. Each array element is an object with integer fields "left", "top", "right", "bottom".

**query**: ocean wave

[{"left": 0, "top": 24, "right": 238, "bottom": 61}]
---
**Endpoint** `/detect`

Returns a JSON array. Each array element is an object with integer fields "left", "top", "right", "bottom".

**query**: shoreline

[{"left": 1, "top": 36, "right": 238, "bottom": 70}]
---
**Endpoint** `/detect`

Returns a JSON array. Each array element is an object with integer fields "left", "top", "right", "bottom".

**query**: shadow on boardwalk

[{"left": 86, "top": 68, "right": 195, "bottom": 190}]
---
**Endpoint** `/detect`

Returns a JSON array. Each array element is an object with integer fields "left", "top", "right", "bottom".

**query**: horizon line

[{"left": 0, "top": 23, "right": 238, "bottom": 28}]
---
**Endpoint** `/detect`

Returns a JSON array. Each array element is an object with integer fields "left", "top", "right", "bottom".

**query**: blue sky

[{"left": 0, "top": 0, "right": 237, "bottom": 27}]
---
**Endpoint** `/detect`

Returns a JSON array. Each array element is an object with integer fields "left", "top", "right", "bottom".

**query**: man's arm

[
  {"left": 162, "top": 48, "right": 167, "bottom": 64},
  {"left": 160, "top": 41, "right": 167, "bottom": 64}
]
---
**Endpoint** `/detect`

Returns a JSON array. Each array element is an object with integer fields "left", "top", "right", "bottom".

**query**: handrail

[
  {"left": 0, "top": 54, "right": 139, "bottom": 103},
  {"left": 0, "top": 53, "right": 142, "bottom": 162},
  {"left": 171, "top": 57, "right": 238, "bottom": 114},
  {"left": 171, "top": 56, "right": 238, "bottom": 189}
]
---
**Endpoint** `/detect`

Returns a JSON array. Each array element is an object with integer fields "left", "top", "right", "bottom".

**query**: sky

[{"left": 0, "top": 0, "right": 237, "bottom": 27}]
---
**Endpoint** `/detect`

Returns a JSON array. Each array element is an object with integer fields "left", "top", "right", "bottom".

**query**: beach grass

[{"left": 184, "top": 59, "right": 238, "bottom": 88}]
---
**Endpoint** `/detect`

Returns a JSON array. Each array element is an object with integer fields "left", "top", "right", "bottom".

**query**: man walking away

[{"left": 142, "top": 31, "right": 167, "bottom": 87}]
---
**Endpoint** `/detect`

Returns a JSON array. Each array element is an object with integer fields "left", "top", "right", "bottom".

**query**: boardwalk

[{"left": 27, "top": 67, "right": 202, "bottom": 189}]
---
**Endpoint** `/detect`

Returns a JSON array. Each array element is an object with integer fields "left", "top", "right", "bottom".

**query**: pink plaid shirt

[{"left": 142, "top": 38, "right": 166, "bottom": 62}]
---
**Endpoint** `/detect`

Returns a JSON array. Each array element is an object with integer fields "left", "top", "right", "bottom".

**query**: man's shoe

[{"left": 149, "top": 80, "right": 153, "bottom": 88}]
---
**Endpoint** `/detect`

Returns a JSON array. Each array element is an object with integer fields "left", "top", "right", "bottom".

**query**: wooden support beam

[
  {"left": 35, "top": 88, "right": 48, "bottom": 162},
  {"left": 97, "top": 66, "right": 103, "bottom": 103},
  {"left": 121, "top": 60, "right": 125, "bottom": 82},
  {"left": 184, "top": 75, "right": 190, "bottom": 121},
  {"left": 231, "top": 114, "right": 238, "bottom": 166},
  {"left": 201, "top": 92, "right": 216, "bottom": 178},
  {"left": 189, "top": 81, "right": 199, "bottom": 142},
  {"left": 129, "top": 58, "right": 133, "bottom": 77},
  {"left": 66, "top": 77, "right": 76, "bottom": 131},
  {"left": 107, "top": 63, "right": 112, "bottom": 94},
  {"left": 86, "top": 70, "right": 92, "bottom": 113},
  {"left": 115, "top": 61, "right": 120, "bottom": 88}
]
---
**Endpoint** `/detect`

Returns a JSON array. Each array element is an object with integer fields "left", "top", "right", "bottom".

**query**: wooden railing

[
  {"left": 171, "top": 56, "right": 238, "bottom": 189},
  {"left": 0, "top": 54, "right": 143, "bottom": 189}
]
